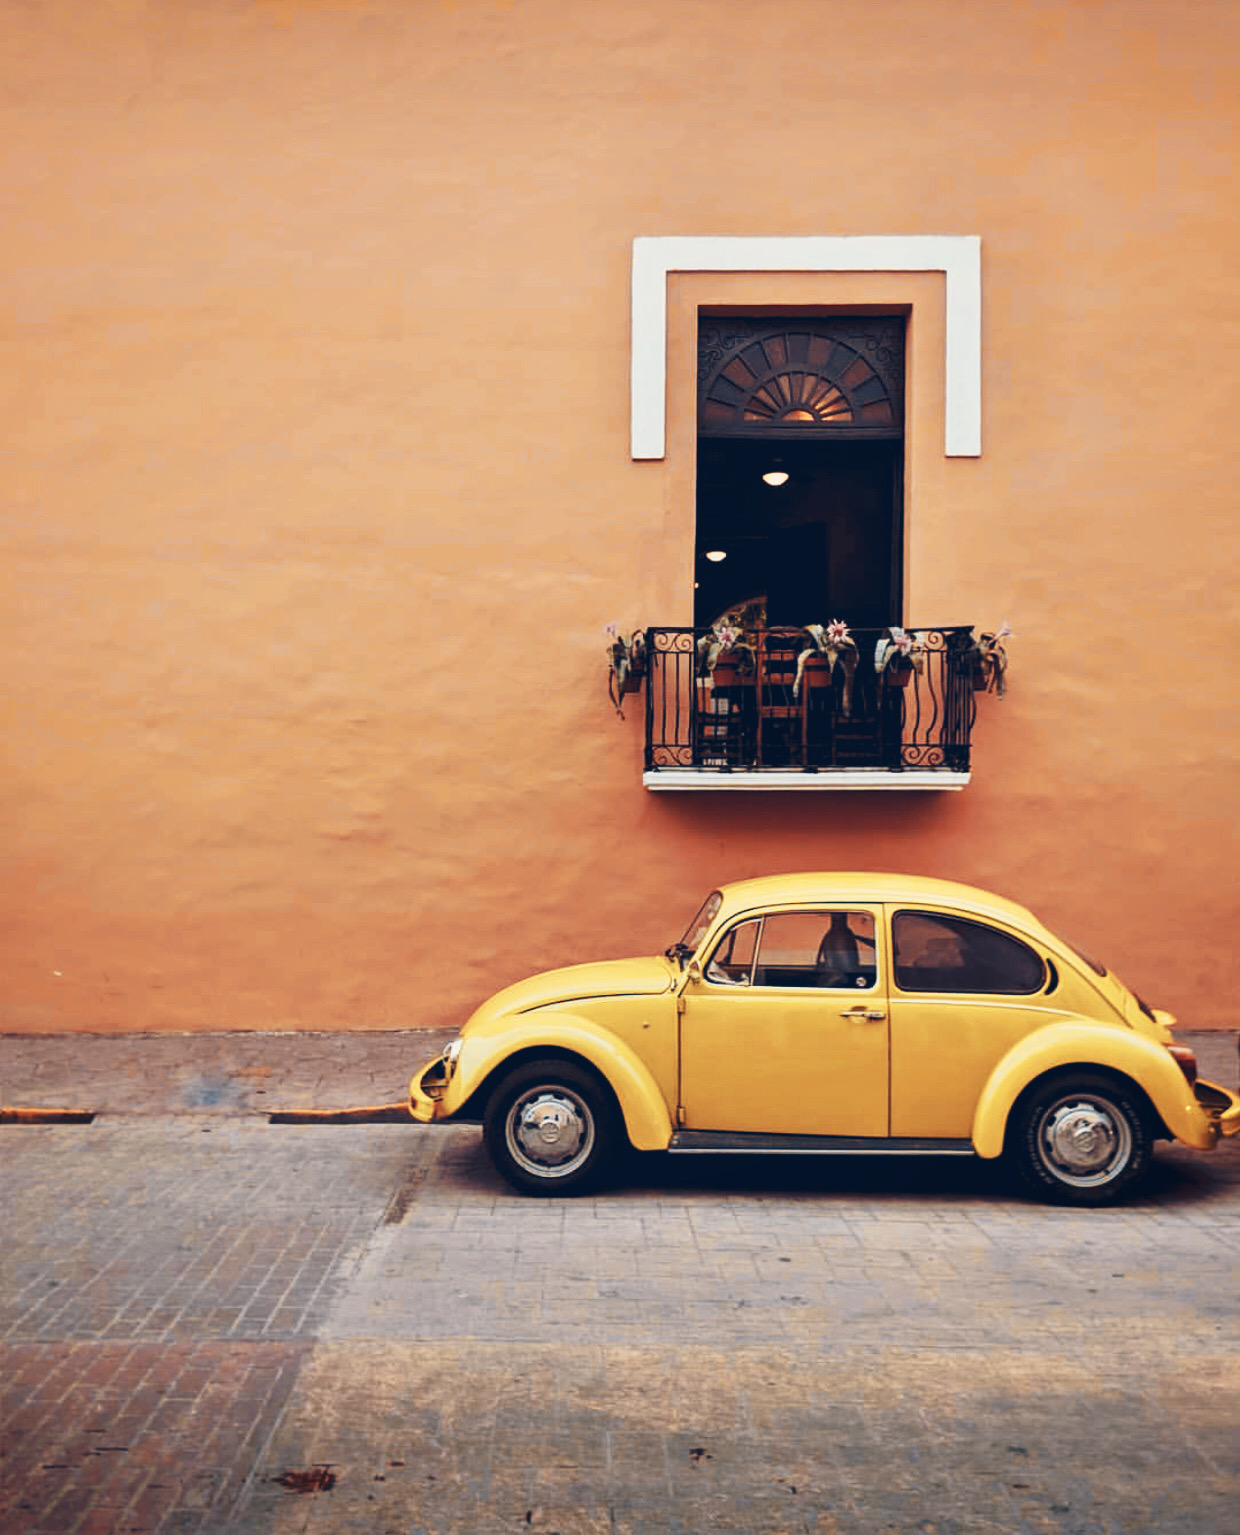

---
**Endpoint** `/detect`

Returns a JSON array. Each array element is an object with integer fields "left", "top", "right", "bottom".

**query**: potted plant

[
  {"left": 606, "top": 624, "right": 646, "bottom": 717},
  {"left": 965, "top": 623, "right": 1012, "bottom": 695},
  {"left": 696, "top": 622, "right": 753, "bottom": 688},
  {"left": 874, "top": 627, "right": 924, "bottom": 687},
  {"left": 795, "top": 620, "right": 859, "bottom": 713}
]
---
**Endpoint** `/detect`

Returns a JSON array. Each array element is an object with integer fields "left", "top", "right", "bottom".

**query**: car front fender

[
  {"left": 425, "top": 1012, "right": 675, "bottom": 1152},
  {"left": 971, "top": 1021, "right": 1214, "bottom": 1159}
]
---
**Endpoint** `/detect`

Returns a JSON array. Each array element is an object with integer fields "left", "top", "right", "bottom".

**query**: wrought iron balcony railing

[{"left": 643, "top": 626, "right": 979, "bottom": 787}]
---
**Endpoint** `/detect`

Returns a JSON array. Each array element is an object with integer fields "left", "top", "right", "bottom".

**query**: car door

[
  {"left": 886, "top": 905, "right": 1070, "bottom": 1138},
  {"left": 678, "top": 906, "right": 889, "bottom": 1136}
]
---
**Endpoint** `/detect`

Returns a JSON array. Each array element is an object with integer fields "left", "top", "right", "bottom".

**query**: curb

[
  {"left": 0, "top": 1107, "right": 95, "bottom": 1124},
  {"left": 267, "top": 1103, "right": 413, "bottom": 1124}
]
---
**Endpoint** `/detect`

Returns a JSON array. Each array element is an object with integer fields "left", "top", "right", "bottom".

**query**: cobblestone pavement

[{"left": 2, "top": 1032, "right": 1238, "bottom": 1533}]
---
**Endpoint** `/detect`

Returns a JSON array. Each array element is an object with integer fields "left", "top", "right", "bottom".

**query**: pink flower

[{"left": 826, "top": 619, "right": 851, "bottom": 643}]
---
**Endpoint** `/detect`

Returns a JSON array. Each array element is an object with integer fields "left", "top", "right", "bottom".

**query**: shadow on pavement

[{"left": 429, "top": 1125, "right": 1240, "bottom": 1208}]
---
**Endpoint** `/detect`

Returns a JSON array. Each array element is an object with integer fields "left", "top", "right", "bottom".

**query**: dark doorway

[
  {"left": 695, "top": 315, "right": 905, "bottom": 631},
  {"left": 694, "top": 437, "right": 902, "bottom": 629}
]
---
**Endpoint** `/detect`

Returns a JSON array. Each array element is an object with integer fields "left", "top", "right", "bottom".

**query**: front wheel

[
  {"left": 483, "top": 1059, "right": 617, "bottom": 1197},
  {"left": 1011, "top": 1073, "right": 1152, "bottom": 1206}
]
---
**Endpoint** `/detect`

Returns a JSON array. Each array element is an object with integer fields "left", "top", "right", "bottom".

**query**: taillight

[{"left": 1167, "top": 1044, "right": 1198, "bottom": 1087}]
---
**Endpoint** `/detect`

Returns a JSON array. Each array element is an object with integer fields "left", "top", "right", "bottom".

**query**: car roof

[{"left": 716, "top": 872, "right": 1043, "bottom": 932}]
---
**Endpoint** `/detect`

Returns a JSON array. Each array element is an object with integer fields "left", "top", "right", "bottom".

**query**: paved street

[{"left": 2, "top": 1033, "right": 1239, "bottom": 1533}]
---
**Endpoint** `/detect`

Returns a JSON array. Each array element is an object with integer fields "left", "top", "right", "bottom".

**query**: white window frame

[{"left": 630, "top": 235, "right": 982, "bottom": 459}]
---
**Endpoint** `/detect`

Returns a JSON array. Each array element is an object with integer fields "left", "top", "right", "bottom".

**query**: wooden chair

[{"left": 754, "top": 629, "right": 809, "bottom": 768}]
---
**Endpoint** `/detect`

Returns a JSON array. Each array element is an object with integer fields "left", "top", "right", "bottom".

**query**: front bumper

[
  {"left": 409, "top": 1052, "right": 452, "bottom": 1123},
  {"left": 1195, "top": 1078, "right": 1240, "bottom": 1142}
]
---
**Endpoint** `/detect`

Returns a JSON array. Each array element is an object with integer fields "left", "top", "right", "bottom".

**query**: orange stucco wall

[{"left": 3, "top": 0, "right": 1237, "bottom": 1033}]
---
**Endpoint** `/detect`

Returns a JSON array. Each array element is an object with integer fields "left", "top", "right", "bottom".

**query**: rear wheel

[
  {"left": 483, "top": 1059, "right": 616, "bottom": 1197},
  {"left": 1011, "top": 1073, "right": 1152, "bottom": 1206}
]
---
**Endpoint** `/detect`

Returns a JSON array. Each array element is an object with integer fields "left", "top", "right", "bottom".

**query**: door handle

[{"left": 839, "top": 1005, "right": 886, "bottom": 1022}]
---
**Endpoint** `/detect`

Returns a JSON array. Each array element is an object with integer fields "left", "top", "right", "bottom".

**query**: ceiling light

[
  {"left": 762, "top": 470, "right": 790, "bottom": 487},
  {"left": 704, "top": 549, "right": 727, "bottom": 562}
]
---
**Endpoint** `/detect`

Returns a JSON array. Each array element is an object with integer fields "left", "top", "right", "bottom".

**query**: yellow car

[{"left": 410, "top": 873, "right": 1240, "bottom": 1204}]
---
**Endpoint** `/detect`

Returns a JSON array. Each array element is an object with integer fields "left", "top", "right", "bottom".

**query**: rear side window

[{"left": 893, "top": 910, "right": 1045, "bottom": 995}]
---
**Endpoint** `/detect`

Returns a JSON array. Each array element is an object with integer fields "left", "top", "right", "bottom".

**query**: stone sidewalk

[
  {"left": 0, "top": 1030, "right": 456, "bottom": 1118},
  {"left": 1, "top": 1028, "right": 1236, "bottom": 1118}
]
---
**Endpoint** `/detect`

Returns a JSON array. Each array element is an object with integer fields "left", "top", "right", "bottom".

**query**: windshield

[{"left": 668, "top": 890, "right": 722, "bottom": 961}]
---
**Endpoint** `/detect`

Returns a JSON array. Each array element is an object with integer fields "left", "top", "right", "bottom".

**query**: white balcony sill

[{"left": 643, "top": 769, "right": 970, "bottom": 792}]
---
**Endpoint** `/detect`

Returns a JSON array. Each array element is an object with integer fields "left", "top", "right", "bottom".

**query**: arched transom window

[{"left": 699, "top": 319, "right": 903, "bottom": 434}]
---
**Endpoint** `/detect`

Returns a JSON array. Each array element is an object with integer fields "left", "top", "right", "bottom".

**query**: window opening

[
  {"left": 892, "top": 911, "right": 1046, "bottom": 995},
  {"left": 705, "top": 918, "right": 761, "bottom": 986},
  {"left": 696, "top": 316, "right": 905, "bottom": 630},
  {"left": 738, "top": 910, "right": 879, "bottom": 991}
]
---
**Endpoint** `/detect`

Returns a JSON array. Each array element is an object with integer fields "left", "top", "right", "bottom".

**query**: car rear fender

[
  {"left": 440, "top": 1013, "right": 674, "bottom": 1151},
  {"left": 971, "top": 1020, "right": 1214, "bottom": 1159}
]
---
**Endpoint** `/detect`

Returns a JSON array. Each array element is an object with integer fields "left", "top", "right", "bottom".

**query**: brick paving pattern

[
  {"left": 1, "top": 1030, "right": 1237, "bottom": 1533},
  {"left": 1, "top": 1341, "right": 307, "bottom": 1535},
  {"left": 238, "top": 1127, "right": 1240, "bottom": 1534},
  {"left": 1, "top": 1119, "right": 417, "bottom": 1343},
  {"left": 234, "top": 1340, "right": 1240, "bottom": 1535},
  {"left": 322, "top": 1125, "right": 1240, "bottom": 1349},
  {"left": 1, "top": 1117, "right": 419, "bottom": 1532}
]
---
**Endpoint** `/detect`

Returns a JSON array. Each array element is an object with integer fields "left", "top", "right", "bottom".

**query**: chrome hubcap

[
  {"left": 1037, "top": 1095, "right": 1131, "bottom": 1185},
  {"left": 507, "top": 1088, "right": 594, "bottom": 1178}
]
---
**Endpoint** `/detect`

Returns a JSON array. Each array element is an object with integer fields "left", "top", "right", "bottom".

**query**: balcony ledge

[{"left": 643, "top": 769, "right": 970, "bottom": 792}]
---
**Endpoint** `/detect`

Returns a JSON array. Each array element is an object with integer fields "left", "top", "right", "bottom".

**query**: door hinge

[
  {"left": 676, "top": 992, "right": 686, "bottom": 1017},
  {"left": 676, "top": 1103, "right": 686, "bottom": 1127}
]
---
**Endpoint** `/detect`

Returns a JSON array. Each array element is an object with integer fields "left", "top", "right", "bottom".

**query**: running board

[{"left": 667, "top": 1131, "right": 975, "bottom": 1156}]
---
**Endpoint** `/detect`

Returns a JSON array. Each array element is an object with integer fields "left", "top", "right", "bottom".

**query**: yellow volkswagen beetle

[{"left": 410, "top": 874, "right": 1239, "bottom": 1204}]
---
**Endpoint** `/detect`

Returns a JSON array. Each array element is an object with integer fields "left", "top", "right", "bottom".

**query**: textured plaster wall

[{"left": 2, "top": 0, "right": 1237, "bottom": 1032}]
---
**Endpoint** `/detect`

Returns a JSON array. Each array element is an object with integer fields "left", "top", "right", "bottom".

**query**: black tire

[
  {"left": 1010, "top": 1072, "right": 1152, "bottom": 1206},
  {"left": 483, "top": 1059, "right": 617, "bottom": 1197}
]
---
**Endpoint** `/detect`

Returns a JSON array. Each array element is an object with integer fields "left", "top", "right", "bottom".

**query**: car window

[
  {"left": 745, "top": 911, "right": 878, "bottom": 990},
  {"left": 704, "top": 918, "right": 761, "bottom": 985},
  {"left": 892, "top": 910, "right": 1045, "bottom": 994},
  {"left": 677, "top": 890, "right": 723, "bottom": 955}
]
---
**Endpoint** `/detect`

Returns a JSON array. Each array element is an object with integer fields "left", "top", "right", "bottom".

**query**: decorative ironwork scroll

[{"left": 644, "top": 625, "right": 975, "bottom": 776}]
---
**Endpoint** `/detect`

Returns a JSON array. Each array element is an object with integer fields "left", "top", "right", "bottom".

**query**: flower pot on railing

[
  {"left": 697, "top": 622, "right": 755, "bottom": 691},
  {"left": 711, "top": 655, "right": 742, "bottom": 688},
  {"left": 801, "top": 655, "right": 835, "bottom": 689},
  {"left": 795, "top": 621, "right": 858, "bottom": 713},
  {"left": 606, "top": 624, "right": 646, "bottom": 718},
  {"left": 961, "top": 624, "right": 1012, "bottom": 697},
  {"left": 875, "top": 628, "right": 923, "bottom": 691}
]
